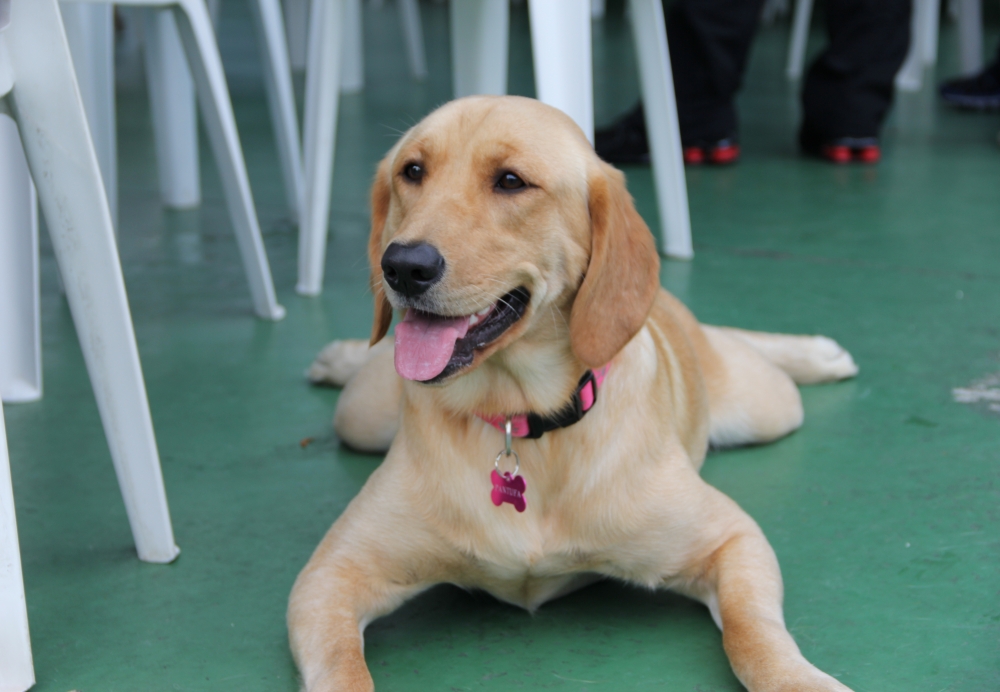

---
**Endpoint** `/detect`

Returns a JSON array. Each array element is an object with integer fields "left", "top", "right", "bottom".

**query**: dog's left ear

[
  {"left": 570, "top": 162, "right": 660, "bottom": 367},
  {"left": 368, "top": 156, "right": 394, "bottom": 345}
]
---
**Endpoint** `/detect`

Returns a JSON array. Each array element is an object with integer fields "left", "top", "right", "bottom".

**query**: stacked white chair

[
  {"left": 953, "top": 0, "right": 983, "bottom": 75},
  {"left": 296, "top": 0, "right": 693, "bottom": 297},
  {"left": 64, "top": 0, "right": 303, "bottom": 223},
  {"left": 0, "top": 0, "right": 180, "bottom": 688},
  {"left": 296, "top": 0, "right": 431, "bottom": 296},
  {"left": 1, "top": 397, "right": 32, "bottom": 691},
  {"left": 284, "top": 0, "right": 427, "bottom": 86},
  {"left": 59, "top": 0, "right": 289, "bottom": 321},
  {"left": 0, "top": 106, "right": 39, "bottom": 405}
]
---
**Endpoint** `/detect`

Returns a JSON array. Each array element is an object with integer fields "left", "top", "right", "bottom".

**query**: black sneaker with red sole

[
  {"left": 595, "top": 104, "right": 650, "bottom": 165},
  {"left": 940, "top": 67, "right": 1000, "bottom": 110},
  {"left": 683, "top": 138, "right": 741, "bottom": 165},
  {"left": 800, "top": 128, "right": 880, "bottom": 164},
  {"left": 596, "top": 105, "right": 742, "bottom": 167}
]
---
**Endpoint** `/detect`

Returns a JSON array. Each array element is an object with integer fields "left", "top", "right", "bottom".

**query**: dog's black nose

[{"left": 381, "top": 242, "right": 446, "bottom": 297}]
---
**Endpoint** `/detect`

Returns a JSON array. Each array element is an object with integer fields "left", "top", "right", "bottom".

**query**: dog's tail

[{"left": 709, "top": 327, "right": 858, "bottom": 384}]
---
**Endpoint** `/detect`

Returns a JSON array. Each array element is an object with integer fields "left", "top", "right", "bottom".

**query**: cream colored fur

[{"left": 290, "top": 96, "right": 859, "bottom": 692}]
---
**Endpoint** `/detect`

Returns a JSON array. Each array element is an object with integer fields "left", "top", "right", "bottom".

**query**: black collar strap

[{"left": 477, "top": 364, "right": 609, "bottom": 439}]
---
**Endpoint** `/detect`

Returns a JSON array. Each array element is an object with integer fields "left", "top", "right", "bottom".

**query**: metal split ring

[{"left": 494, "top": 449, "right": 520, "bottom": 477}]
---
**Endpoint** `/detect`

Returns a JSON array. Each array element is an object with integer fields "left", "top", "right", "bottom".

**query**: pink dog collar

[{"left": 477, "top": 365, "right": 609, "bottom": 439}]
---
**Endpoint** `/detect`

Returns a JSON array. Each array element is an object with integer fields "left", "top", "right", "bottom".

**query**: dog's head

[{"left": 368, "top": 96, "right": 659, "bottom": 407}]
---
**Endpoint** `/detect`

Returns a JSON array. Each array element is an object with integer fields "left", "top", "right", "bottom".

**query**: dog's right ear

[{"left": 369, "top": 156, "right": 394, "bottom": 345}]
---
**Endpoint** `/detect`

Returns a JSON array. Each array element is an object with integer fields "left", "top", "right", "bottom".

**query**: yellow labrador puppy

[{"left": 291, "top": 96, "right": 859, "bottom": 692}]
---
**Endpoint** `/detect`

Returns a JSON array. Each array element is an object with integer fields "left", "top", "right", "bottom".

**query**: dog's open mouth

[{"left": 394, "top": 288, "right": 530, "bottom": 383}]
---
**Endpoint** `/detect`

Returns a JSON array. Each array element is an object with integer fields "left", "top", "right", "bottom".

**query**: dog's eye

[
  {"left": 496, "top": 172, "right": 526, "bottom": 191},
  {"left": 403, "top": 163, "right": 425, "bottom": 182}
]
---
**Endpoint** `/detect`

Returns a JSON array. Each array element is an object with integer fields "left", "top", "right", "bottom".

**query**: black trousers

[
  {"left": 666, "top": 0, "right": 912, "bottom": 143},
  {"left": 987, "top": 41, "right": 1000, "bottom": 78}
]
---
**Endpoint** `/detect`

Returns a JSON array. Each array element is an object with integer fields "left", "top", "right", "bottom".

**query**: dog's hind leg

[
  {"left": 699, "top": 326, "right": 806, "bottom": 448},
  {"left": 698, "top": 325, "right": 857, "bottom": 449},
  {"left": 332, "top": 342, "right": 402, "bottom": 453},
  {"left": 711, "top": 327, "right": 858, "bottom": 385},
  {"left": 308, "top": 339, "right": 387, "bottom": 387}
]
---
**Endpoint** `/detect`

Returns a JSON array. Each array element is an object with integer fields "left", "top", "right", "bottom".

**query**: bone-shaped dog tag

[{"left": 491, "top": 470, "right": 527, "bottom": 512}]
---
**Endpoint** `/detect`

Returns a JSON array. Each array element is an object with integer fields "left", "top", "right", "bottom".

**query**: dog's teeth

[{"left": 469, "top": 305, "right": 493, "bottom": 328}]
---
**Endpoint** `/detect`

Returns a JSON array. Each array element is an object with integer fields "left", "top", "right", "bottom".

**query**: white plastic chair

[
  {"left": 448, "top": 0, "right": 693, "bottom": 261},
  {"left": 343, "top": 0, "right": 427, "bottom": 91},
  {"left": 0, "top": 112, "right": 39, "bottom": 404},
  {"left": 1, "top": 0, "right": 180, "bottom": 685},
  {"left": 954, "top": 0, "right": 983, "bottom": 75},
  {"left": 283, "top": 0, "right": 427, "bottom": 87},
  {"left": 785, "top": 0, "right": 981, "bottom": 90},
  {"left": 61, "top": 0, "right": 287, "bottom": 321},
  {"left": 296, "top": 0, "right": 692, "bottom": 297},
  {"left": 64, "top": 0, "right": 304, "bottom": 225},
  {"left": 296, "top": 0, "right": 434, "bottom": 296},
  {"left": 1, "top": 398, "right": 33, "bottom": 692},
  {"left": 60, "top": 3, "right": 117, "bottom": 223}
]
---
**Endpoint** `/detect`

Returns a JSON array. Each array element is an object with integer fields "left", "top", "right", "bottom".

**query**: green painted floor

[{"left": 6, "top": 3, "right": 999, "bottom": 690}]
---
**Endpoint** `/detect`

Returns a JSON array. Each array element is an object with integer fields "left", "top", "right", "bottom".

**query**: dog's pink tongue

[{"left": 394, "top": 310, "right": 469, "bottom": 381}]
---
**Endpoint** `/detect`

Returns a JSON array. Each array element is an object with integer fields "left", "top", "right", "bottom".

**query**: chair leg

[
  {"left": 206, "top": 0, "right": 222, "bottom": 27},
  {"left": 6, "top": 0, "right": 179, "bottom": 564},
  {"left": 172, "top": 0, "right": 285, "bottom": 320},
  {"left": 297, "top": 0, "right": 345, "bottom": 296},
  {"left": 283, "top": 0, "right": 309, "bottom": 71},
  {"left": 450, "top": 0, "right": 509, "bottom": 97},
  {"left": 250, "top": 0, "right": 305, "bottom": 222},
  {"left": 0, "top": 401, "right": 35, "bottom": 692},
  {"left": 917, "top": 0, "right": 941, "bottom": 66},
  {"left": 895, "top": 0, "right": 924, "bottom": 92},
  {"left": 956, "top": 0, "right": 983, "bottom": 75},
  {"left": 61, "top": 2, "right": 118, "bottom": 226},
  {"left": 340, "top": 0, "right": 363, "bottom": 93},
  {"left": 527, "top": 0, "right": 593, "bottom": 141},
  {"left": 143, "top": 8, "right": 201, "bottom": 208},
  {"left": 630, "top": 0, "right": 693, "bottom": 260},
  {"left": 398, "top": 0, "right": 427, "bottom": 80},
  {"left": 786, "top": 0, "right": 813, "bottom": 80},
  {"left": 0, "top": 114, "right": 41, "bottom": 404}
]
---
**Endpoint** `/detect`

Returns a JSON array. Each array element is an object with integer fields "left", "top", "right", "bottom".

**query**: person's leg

[
  {"left": 595, "top": 0, "right": 764, "bottom": 164},
  {"left": 940, "top": 41, "right": 1000, "bottom": 110},
  {"left": 800, "top": 0, "right": 911, "bottom": 159},
  {"left": 667, "top": 0, "right": 766, "bottom": 145}
]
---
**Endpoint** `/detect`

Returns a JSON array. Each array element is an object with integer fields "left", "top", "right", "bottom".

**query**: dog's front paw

[
  {"left": 307, "top": 339, "right": 372, "bottom": 386},
  {"left": 769, "top": 668, "right": 854, "bottom": 692},
  {"left": 299, "top": 665, "right": 375, "bottom": 692}
]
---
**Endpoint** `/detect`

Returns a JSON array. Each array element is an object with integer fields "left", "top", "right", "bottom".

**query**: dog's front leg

[
  {"left": 288, "top": 548, "right": 429, "bottom": 692},
  {"left": 688, "top": 530, "right": 853, "bottom": 692},
  {"left": 288, "top": 482, "right": 446, "bottom": 692}
]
